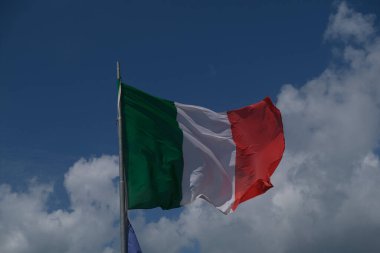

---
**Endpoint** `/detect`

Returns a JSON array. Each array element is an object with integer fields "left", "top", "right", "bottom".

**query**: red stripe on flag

[{"left": 227, "top": 97, "right": 285, "bottom": 211}]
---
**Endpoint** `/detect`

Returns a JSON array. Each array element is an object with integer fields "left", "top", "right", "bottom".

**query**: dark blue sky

[{"left": 1, "top": 0, "right": 379, "bottom": 214}]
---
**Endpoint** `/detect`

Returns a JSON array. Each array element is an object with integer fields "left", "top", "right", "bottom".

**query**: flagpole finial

[{"left": 117, "top": 61, "right": 120, "bottom": 80}]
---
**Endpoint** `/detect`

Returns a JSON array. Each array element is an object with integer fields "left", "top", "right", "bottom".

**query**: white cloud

[
  {"left": 324, "top": 1, "right": 376, "bottom": 43},
  {"left": 1, "top": 2, "right": 380, "bottom": 253},
  {"left": 0, "top": 156, "right": 120, "bottom": 253}
]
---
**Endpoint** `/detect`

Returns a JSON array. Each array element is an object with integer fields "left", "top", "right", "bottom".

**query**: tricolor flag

[{"left": 119, "top": 83, "right": 285, "bottom": 214}]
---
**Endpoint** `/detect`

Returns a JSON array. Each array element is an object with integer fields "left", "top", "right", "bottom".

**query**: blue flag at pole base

[{"left": 128, "top": 222, "right": 142, "bottom": 253}]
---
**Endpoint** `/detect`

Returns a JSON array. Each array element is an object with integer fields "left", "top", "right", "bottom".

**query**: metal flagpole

[{"left": 117, "top": 61, "right": 129, "bottom": 253}]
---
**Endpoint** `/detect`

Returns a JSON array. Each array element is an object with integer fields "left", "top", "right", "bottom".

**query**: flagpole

[{"left": 117, "top": 61, "right": 129, "bottom": 253}]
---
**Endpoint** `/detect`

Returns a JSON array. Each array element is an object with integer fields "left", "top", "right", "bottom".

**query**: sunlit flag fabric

[
  {"left": 128, "top": 221, "right": 142, "bottom": 253},
  {"left": 119, "top": 83, "right": 285, "bottom": 214}
]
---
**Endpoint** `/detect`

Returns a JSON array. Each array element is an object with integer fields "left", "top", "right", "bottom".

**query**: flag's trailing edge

[{"left": 119, "top": 83, "right": 285, "bottom": 214}]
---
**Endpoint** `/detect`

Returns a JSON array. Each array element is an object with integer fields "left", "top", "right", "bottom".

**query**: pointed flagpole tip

[{"left": 117, "top": 61, "right": 120, "bottom": 80}]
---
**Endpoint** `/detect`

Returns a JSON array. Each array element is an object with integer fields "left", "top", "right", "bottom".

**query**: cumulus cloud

[
  {"left": 324, "top": 1, "right": 376, "bottom": 43},
  {"left": 1, "top": 2, "right": 380, "bottom": 253},
  {"left": 0, "top": 156, "right": 120, "bottom": 253}
]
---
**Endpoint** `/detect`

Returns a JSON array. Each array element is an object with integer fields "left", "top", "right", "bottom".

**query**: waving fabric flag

[
  {"left": 119, "top": 83, "right": 285, "bottom": 214},
  {"left": 128, "top": 221, "right": 142, "bottom": 253}
]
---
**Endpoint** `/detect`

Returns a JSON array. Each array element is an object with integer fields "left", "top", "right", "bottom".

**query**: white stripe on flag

[{"left": 175, "top": 102, "right": 236, "bottom": 214}]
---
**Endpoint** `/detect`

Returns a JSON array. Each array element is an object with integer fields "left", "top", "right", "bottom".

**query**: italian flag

[{"left": 119, "top": 83, "right": 285, "bottom": 214}]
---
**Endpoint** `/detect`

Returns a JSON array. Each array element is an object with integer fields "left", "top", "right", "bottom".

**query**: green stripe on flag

[{"left": 120, "top": 83, "right": 184, "bottom": 209}]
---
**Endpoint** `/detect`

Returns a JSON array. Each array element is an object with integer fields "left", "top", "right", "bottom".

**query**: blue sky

[{"left": 1, "top": 1, "right": 380, "bottom": 253}]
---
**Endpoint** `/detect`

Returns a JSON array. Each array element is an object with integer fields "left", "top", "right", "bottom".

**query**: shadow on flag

[{"left": 128, "top": 221, "right": 142, "bottom": 253}]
